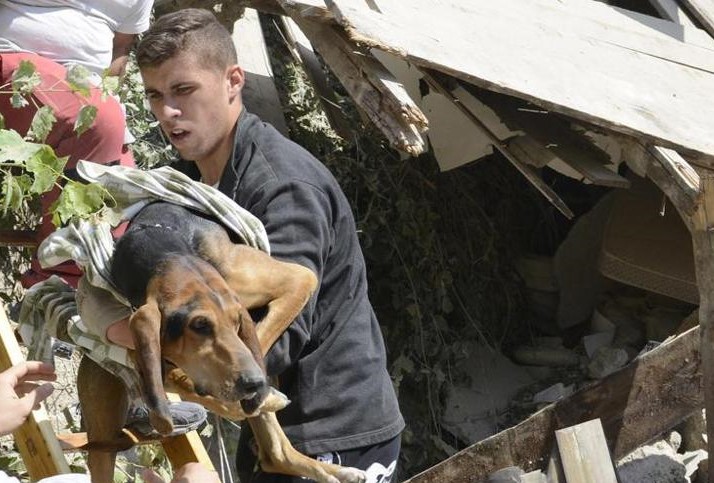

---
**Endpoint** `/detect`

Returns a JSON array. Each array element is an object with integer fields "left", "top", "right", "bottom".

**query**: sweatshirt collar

[{"left": 218, "top": 108, "right": 255, "bottom": 200}]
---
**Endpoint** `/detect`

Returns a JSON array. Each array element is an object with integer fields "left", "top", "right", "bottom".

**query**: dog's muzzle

[{"left": 237, "top": 371, "right": 269, "bottom": 414}]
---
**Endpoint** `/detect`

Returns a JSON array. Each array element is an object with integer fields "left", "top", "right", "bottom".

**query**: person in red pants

[
  {"left": 0, "top": 0, "right": 153, "bottom": 288},
  {"left": 0, "top": 52, "right": 136, "bottom": 288}
]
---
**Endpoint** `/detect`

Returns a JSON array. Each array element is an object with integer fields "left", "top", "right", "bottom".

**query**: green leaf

[
  {"left": 0, "top": 111, "right": 5, "bottom": 130},
  {"left": 50, "top": 181, "right": 106, "bottom": 226},
  {"left": 11, "top": 59, "right": 41, "bottom": 95},
  {"left": 112, "top": 469, "right": 129, "bottom": 483},
  {"left": 1, "top": 172, "right": 24, "bottom": 215},
  {"left": 100, "top": 75, "right": 120, "bottom": 100},
  {"left": 15, "top": 173, "right": 32, "bottom": 193},
  {"left": 25, "top": 147, "right": 66, "bottom": 194},
  {"left": 74, "top": 105, "right": 97, "bottom": 136},
  {"left": 27, "top": 105, "right": 56, "bottom": 143},
  {"left": 10, "top": 92, "right": 28, "bottom": 108},
  {"left": 65, "top": 64, "right": 92, "bottom": 97},
  {"left": 0, "top": 129, "right": 42, "bottom": 162}
]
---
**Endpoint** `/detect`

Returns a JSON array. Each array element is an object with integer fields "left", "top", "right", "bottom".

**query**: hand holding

[{"left": 0, "top": 361, "right": 56, "bottom": 436}]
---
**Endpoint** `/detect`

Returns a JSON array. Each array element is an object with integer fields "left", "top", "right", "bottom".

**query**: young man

[{"left": 133, "top": 8, "right": 404, "bottom": 482}]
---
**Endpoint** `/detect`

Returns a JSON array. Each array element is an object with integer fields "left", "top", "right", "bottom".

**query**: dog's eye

[{"left": 189, "top": 317, "right": 213, "bottom": 336}]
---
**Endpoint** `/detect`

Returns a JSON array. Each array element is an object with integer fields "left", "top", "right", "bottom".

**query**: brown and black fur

[{"left": 78, "top": 201, "right": 365, "bottom": 483}]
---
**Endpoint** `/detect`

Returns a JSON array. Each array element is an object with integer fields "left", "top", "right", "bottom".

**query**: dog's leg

[
  {"left": 248, "top": 412, "right": 366, "bottom": 483},
  {"left": 204, "top": 244, "right": 318, "bottom": 354},
  {"left": 78, "top": 356, "right": 129, "bottom": 483}
]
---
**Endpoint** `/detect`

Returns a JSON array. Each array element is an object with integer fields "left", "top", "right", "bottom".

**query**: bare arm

[{"left": 108, "top": 32, "right": 136, "bottom": 78}]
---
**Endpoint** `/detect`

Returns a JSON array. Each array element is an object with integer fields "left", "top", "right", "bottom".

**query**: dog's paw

[{"left": 334, "top": 467, "right": 367, "bottom": 483}]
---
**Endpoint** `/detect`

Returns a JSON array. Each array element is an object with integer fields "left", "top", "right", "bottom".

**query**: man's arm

[{"left": 108, "top": 32, "right": 136, "bottom": 78}]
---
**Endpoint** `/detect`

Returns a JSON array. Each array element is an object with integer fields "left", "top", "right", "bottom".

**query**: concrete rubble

[{"left": 616, "top": 432, "right": 708, "bottom": 483}]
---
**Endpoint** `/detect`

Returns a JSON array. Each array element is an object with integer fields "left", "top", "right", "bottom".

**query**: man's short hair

[{"left": 136, "top": 8, "right": 237, "bottom": 71}]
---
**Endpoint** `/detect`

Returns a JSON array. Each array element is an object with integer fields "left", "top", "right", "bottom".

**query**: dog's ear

[{"left": 129, "top": 299, "right": 174, "bottom": 435}]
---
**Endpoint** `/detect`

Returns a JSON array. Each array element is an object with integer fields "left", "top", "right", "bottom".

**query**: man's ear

[{"left": 227, "top": 64, "right": 245, "bottom": 97}]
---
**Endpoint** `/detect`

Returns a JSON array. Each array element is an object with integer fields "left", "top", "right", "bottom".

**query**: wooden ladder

[{"left": 0, "top": 304, "right": 214, "bottom": 480}]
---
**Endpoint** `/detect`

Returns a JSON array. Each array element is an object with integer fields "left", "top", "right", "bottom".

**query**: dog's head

[{"left": 130, "top": 254, "right": 268, "bottom": 435}]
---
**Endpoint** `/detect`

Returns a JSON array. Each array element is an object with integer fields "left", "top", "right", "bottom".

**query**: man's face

[{"left": 141, "top": 51, "right": 244, "bottom": 166}]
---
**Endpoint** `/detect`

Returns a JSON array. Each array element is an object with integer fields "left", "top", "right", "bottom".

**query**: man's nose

[{"left": 159, "top": 100, "right": 181, "bottom": 119}]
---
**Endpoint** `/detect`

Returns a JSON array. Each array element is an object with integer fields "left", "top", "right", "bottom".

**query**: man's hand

[
  {"left": 0, "top": 361, "right": 56, "bottom": 436},
  {"left": 142, "top": 463, "right": 221, "bottom": 483}
]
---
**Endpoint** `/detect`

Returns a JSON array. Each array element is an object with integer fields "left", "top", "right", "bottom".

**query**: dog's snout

[{"left": 237, "top": 372, "right": 267, "bottom": 395}]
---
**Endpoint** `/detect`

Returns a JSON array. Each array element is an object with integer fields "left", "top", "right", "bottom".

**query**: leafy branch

[{"left": 0, "top": 60, "right": 118, "bottom": 227}]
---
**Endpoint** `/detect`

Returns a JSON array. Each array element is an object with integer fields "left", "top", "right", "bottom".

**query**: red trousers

[{"left": 0, "top": 52, "right": 135, "bottom": 288}]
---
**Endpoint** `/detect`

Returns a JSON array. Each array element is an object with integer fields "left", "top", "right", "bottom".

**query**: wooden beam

[
  {"left": 421, "top": 69, "right": 574, "bottom": 219},
  {"left": 618, "top": 137, "right": 701, "bottom": 220},
  {"left": 161, "top": 392, "right": 214, "bottom": 471},
  {"left": 281, "top": 0, "right": 334, "bottom": 22},
  {"left": 689, "top": 171, "right": 714, "bottom": 483},
  {"left": 648, "top": 0, "right": 699, "bottom": 28},
  {"left": 0, "top": 230, "right": 38, "bottom": 248},
  {"left": 649, "top": 146, "right": 701, "bottom": 199},
  {"left": 233, "top": 8, "right": 289, "bottom": 136},
  {"left": 279, "top": 16, "right": 353, "bottom": 140},
  {"left": 555, "top": 419, "right": 618, "bottom": 483},
  {"left": 464, "top": 85, "right": 630, "bottom": 189},
  {"left": 0, "top": 306, "right": 70, "bottom": 479},
  {"left": 279, "top": 5, "right": 427, "bottom": 155},
  {"left": 403, "top": 326, "right": 702, "bottom": 483},
  {"left": 327, "top": 0, "right": 714, "bottom": 161},
  {"left": 678, "top": 0, "right": 714, "bottom": 39}
]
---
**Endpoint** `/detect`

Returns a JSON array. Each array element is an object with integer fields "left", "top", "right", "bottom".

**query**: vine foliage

[{"left": 0, "top": 60, "right": 117, "bottom": 227}]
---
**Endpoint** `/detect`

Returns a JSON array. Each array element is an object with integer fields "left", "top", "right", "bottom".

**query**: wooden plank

[
  {"left": 555, "top": 419, "right": 618, "bottom": 483},
  {"left": 373, "top": 50, "right": 516, "bottom": 171},
  {"left": 459, "top": 83, "right": 630, "bottom": 189},
  {"left": 233, "top": 8, "right": 289, "bottom": 136},
  {"left": 507, "top": 134, "right": 629, "bottom": 188},
  {"left": 421, "top": 69, "right": 574, "bottom": 219},
  {"left": 0, "top": 306, "right": 70, "bottom": 479},
  {"left": 649, "top": 0, "right": 699, "bottom": 29},
  {"left": 162, "top": 430, "right": 213, "bottom": 471},
  {"left": 162, "top": 392, "right": 214, "bottom": 471},
  {"left": 618, "top": 136, "right": 701, "bottom": 219},
  {"left": 0, "top": 230, "right": 38, "bottom": 248},
  {"left": 403, "top": 326, "right": 702, "bottom": 483},
  {"left": 546, "top": 447, "right": 567, "bottom": 483},
  {"left": 688, "top": 172, "right": 714, "bottom": 483},
  {"left": 57, "top": 428, "right": 164, "bottom": 452},
  {"left": 280, "top": 16, "right": 353, "bottom": 139},
  {"left": 648, "top": 145, "right": 701, "bottom": 200},
  {"left": 678, "top": 0, "right": 714, "bottom": 38},
  {"left": 562, "top": 152, "right": 630, "bottom": 188},
  {"left": 279, "top": 6, "right": 427, "bottom": 154},
  {"left": 282, "top": 0, "right": 334, "bottom": 22},
  {"left": 327, "top": 0, "right": 714, "bottom": 161}
]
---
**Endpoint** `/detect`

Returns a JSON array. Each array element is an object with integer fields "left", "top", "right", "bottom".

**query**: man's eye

[
  {"left": 176, "top": 86, "right": 194, "bottom": 95},
  {"left": 189, "top": 317, "right": 213, "bottom": 335}
]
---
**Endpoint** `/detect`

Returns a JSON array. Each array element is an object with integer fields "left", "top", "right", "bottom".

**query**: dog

[{"left": 77, "top": 201, "right": 366, "bottom": 483}]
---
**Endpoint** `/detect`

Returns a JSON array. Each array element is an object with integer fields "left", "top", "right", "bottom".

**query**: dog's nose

[{"left": 236, "top": 372, "right": 267, "bottom": 395}]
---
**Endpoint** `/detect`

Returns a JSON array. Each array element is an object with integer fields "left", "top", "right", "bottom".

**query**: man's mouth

[{"left": 168, "top": 128, "right": 189, "bottom": 143}]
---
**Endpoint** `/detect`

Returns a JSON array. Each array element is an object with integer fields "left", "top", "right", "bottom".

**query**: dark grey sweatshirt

[{"left": 176, "top": 109, "right": 404, "bottom": 455}]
